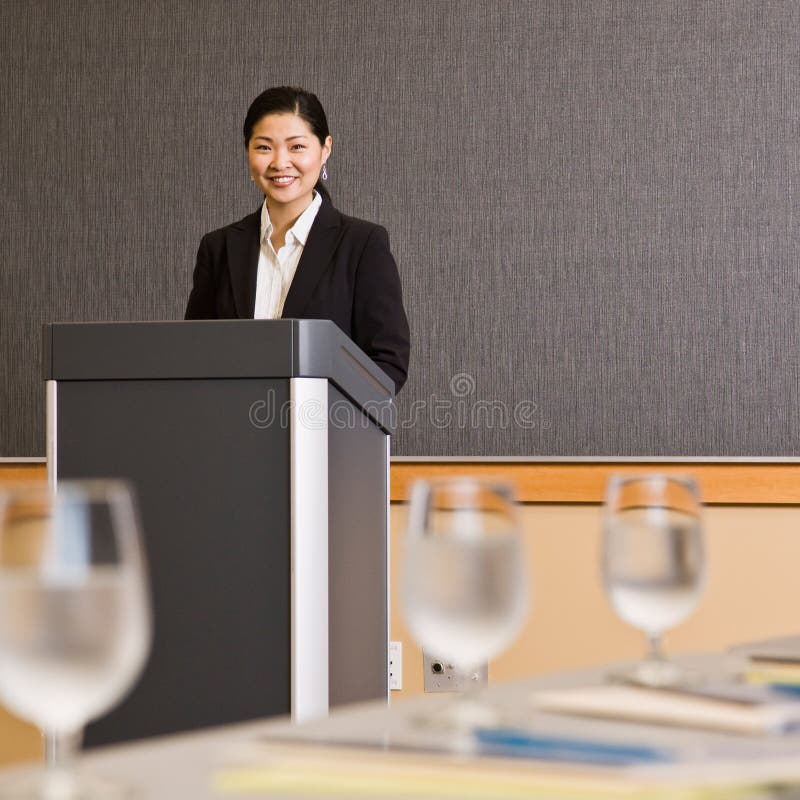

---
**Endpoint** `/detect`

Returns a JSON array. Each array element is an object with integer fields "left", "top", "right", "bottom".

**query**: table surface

[{"left": 5, "top": 653, "right": 800, "bottom": 799}]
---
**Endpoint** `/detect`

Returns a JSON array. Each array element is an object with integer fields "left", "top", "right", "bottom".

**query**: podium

[{"left": 43, "top": 320, "right": 393, "bottom": 746}]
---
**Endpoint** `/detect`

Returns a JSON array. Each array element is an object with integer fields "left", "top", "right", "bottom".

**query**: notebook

[{"left": 531, "top": 683, "right": 800, "bottom": 736}]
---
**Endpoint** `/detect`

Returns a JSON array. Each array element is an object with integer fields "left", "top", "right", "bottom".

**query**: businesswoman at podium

[{"left": 185, "top": 86, "right": 410, "bottom": 392}]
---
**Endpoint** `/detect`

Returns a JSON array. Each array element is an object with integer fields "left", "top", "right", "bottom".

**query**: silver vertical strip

[
  {"left": 385, "top": 432, "right": 391, "bottom": 701},
  {"left": 289, "top": 378, "right": 329, "bottom": 722},
  {"left": 46, "top": 380, "right": 57, "bottom": 490}
]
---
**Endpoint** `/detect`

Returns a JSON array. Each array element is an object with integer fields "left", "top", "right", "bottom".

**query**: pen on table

[{"left": 472, "top": 728, "right": 672, "bottom": 766}]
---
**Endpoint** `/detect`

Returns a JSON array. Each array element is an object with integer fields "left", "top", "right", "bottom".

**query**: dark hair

[{"left": 244, "top": 86, "right": 331, "bottom": 200}]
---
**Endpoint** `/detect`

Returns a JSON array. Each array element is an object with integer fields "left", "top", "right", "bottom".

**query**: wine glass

[
  {"left": 602, "top": 474, "right": 706, "bottom": 686},
  {"left": 0, "top": 481, "right": 151, "bottom": 799},
  {"left": 403, "top": 478, "right": 529, "bottom": 728}
]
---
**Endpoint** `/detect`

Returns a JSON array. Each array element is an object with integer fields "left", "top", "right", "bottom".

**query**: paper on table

[
  {"left": 531, "top": 685, "right": 800, "bottom": 736},
  {"left": 731, "top": 635, "right": 800, "bottom": 664},
  {"left": 745, "top": 662, "right": 800, "bottom": 688},
  {"left": 213, "top": 741, "right": 783, "bottom": 799},
  {"left": 214, "top": 742, "right": 648, "bottom": 799}
]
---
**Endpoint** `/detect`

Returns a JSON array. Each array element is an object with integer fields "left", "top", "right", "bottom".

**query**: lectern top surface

[{"left": 43, "top": 320, "right": 394, "bottom": 425}]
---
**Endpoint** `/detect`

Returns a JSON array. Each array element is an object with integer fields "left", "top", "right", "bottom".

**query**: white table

[{"left": 4, "top": 654, "right": 800, "bottom": 799}]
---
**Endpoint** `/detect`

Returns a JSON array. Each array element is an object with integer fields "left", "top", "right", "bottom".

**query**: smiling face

[{"left": 247, "top": 112, "right": 332, "bottom": 221}]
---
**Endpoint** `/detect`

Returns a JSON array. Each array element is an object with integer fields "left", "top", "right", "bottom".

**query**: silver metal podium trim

[
  {"left": 46, "top": 380, "right": 57, "bottom": 490},
  {"left": 289, "top": 378, "right": 329, "bottom": 722},
  {"left": 385, "top": 433, "right": 391, "bottom": 700}
]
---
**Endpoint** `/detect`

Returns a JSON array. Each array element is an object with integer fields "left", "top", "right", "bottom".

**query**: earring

[
  {"left": 321, "top": 163, "right": 328, "bottom": 181},
  {"left": 250, "top": 175, "right": 255, "bottom": 182}
]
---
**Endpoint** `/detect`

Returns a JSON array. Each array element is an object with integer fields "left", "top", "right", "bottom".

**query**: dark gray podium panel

[
  {"left": 328, "top": 385, "right": 388, "bottom": 707},
  {"left": 56, "top": 378, "right": 291, "bottom": 746}
]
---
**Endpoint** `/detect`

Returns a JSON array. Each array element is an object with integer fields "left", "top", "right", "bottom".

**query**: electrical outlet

[
  {"left": 423, "top": 653, "right": 488, "bottom": 692},
  {"left": 389, "top": 641, "right": 402, "bottom": 690}
]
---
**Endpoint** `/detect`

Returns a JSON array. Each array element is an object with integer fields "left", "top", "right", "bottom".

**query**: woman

[{"left": 185, "top": 86, "right": 410, "bottom": 392}]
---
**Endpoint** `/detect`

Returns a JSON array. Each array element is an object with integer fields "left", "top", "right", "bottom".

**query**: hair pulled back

[{"left": 244, "top": 86, "right": 331, "bottom": 200}]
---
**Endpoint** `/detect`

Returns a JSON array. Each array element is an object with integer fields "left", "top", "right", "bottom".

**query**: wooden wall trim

[
  {"left": 0, "top": 464, "right": 46, "bottom": 483},
  {"left": 390, "top": 462, "right": 800, "bottom": 505},
  {"left": 3, "top": 462, "right": 798, "bottom": 505}
]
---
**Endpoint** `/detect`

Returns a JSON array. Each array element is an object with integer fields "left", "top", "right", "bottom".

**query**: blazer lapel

[
  {"left": 282, "top": 200, "right": 342, "bottom": 318},
  {"left": 226, "top": 209, "right": 261, "bottom": 318}
]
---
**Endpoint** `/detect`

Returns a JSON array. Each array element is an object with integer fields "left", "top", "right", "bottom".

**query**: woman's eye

[{"left": 291, "top": 144, "right": 305, "bottom": 151}]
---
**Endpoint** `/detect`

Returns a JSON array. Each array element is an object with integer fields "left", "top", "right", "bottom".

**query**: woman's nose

[{"left": 269, "top": 148, "right": 291, "bottom": 169}]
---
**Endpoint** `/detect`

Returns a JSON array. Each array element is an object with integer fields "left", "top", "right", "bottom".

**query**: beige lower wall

[{"left": 390, "top": 502, "right": 800, "bottom": 698}]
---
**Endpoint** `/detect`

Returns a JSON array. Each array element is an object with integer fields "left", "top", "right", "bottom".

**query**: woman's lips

[{"left": 269, "top": 176, "right": 297, "bottom": 187}]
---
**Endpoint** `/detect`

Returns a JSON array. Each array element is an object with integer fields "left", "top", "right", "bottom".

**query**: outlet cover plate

[
  {"left": 423, "top": 653, "right": 488, "bottom": 692},
  {"left": 389, "top": 641, "right": 402, "bottom": 691}
]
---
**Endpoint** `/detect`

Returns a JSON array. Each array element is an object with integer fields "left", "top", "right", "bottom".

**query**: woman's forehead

[{"left": 251, "top": 112, "right": 313, "bottom": 139}]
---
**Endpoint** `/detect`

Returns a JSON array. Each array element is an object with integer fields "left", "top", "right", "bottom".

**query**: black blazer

[{"left": 185, "top": 198, "right": 410, "bottom": 391}]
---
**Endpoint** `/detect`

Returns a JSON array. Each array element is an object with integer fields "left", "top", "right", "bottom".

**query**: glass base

[
  {"left": 0, "top": 769, "right": 134, "bottom": 800},
  {"left": 412, "top": 692, "right": 502, "bottom": 741},
  {"left": 609, "top": 658, "right": 702, "bottom": 689}
]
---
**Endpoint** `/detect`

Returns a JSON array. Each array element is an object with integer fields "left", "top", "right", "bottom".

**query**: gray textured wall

[{"left": 2, "top": 1, "right": 799, "bottom": 457}]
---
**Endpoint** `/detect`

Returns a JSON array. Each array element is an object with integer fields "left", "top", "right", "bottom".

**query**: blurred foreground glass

[
  {"left": 0, "top": 481, "right": 151, "bottom": 799},
  {"left": 602, "top": 474, "right": 705, "bottom": 686},
  {"left": 403, "top": 478, "right": 528, "bottom": 725}
]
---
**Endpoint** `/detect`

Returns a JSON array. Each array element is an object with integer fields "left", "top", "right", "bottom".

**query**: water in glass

[{"left": 404, "top": 531, "right": 527, "bottom": 672}]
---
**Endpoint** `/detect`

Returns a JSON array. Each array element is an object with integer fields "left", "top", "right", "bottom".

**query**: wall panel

[{"left": 3, "top": 1, "right": 799, "bottom": 456}]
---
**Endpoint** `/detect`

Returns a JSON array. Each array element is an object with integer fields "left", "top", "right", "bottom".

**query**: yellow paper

[
  {"left": 746, "top": 667, "right": 800, "bottom": 686},
  {"left": 213, "top": 743, "right": 797, "bottom": 800}
]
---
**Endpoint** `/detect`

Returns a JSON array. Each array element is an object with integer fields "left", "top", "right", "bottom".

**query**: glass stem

[
  {"left": 44, "top": 729, "right": 81, "bottom": 772},
  {"left": 647, "top": 633, "right": 665, "bottom": 662}
]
